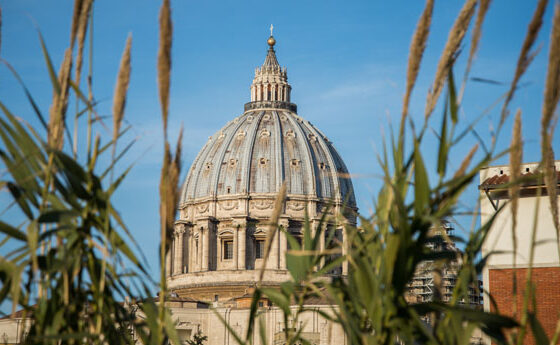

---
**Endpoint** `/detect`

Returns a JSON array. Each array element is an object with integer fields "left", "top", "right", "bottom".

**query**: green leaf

[
  {"left": 437, "top": 95, "right": 449, "bottom": 177},
  {"left": 37, "top": 30, "right": 61, "bottom": 96},
  {"left": 414, "top": 138, "right": 430, "bottom": 216},
  {"left": 528, "top": 312, "right": 549, "bottom": 345},
  {"left": 38, "top": 210, "right": 79, "bottom": 223},
  {"left": 261, "top": 287, "right": 290, "bottom": 314},
  {"left": 448, "top": 68, "right": 458, "bottom": 124},
  {"left": 0, "top": 221, "right": 27, "bottom": 241}
]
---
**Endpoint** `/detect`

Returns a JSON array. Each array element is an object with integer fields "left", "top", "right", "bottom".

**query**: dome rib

[
  {"left": 302, "top": 119, "right": 342, "bottom": 202},
  {"left": 272, "top": 111, "right": 285, "bottom": 192},
  {"left": 210, "top": 117, "right": 248, "bottom": 197},
  {"left": 237, "top": 111, "right": 261, "bottom": 195},
  {"left": 283, "top": 112, "right": 317, "bottom": 196},
  {"left": 185, "top": 137, "right": 214, "bottom": 200}
]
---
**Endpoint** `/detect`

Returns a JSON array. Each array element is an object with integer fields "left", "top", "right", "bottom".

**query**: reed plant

[
  {"left": 221, "top": 1, "right": 560, "bottom": 345},
  {"left": 0, "top": 0, "right": 180, "bottom": 344},
  {"left": 0, "top": 0, "right": 558, "bottom": 344}
]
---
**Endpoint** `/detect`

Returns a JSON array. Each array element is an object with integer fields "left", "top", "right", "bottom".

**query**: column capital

[{"left": 277, "top": 217, "right": 290, "bottom": 228}]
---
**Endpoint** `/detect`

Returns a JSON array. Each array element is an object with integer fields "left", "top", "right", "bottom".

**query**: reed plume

[
  {"left": 459, "top": 0, "right": 491, "bottom": 102},
  {"left": 47, "top": 49, "right": 73, "bottom": 150},
  {"left": 425, "top": 0, "right": 477, "bottom": 120},
  {"left": 159, "top": 144, "right": 172, "bottom": 260},
  {"left": 509, "top": 109, "right": 522, "bottom": 317},
  {"left": 509, "top": 110, "right": 522, "bottom": 241},
  {"left": 69, "top": 0, "right": 84, "bottom": 48},
  {"left": 402, "top": 0, "right": 433, "bottom": 129},
  {"left": 542, "top": 4, "right": 560, "bottom": 133},
  {"left": 112, "top": 35, "right": 132, "bottom": 146},
  {"left": 74, "top": 0, "right": 92, "bottom": 87},
  {"left": 542, "top": 4, "right": 560, "bottom": 239},
  {"left": 466, "top": 0, "right": 491, "bottom": 76},
  {"left": 173, "top": 124, "right": 183, "bottom": 176},
  {"left": 158, "top": 0, "right": 172, "bottom": 138},
  {"left": 500, "top": 0, "right": 547, "bottom": 127},
  {"left": 453, "top": 144, "right": 479, "bottom": 178}
]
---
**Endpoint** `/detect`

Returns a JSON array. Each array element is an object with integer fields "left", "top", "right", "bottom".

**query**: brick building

[{"left": 479, "top": 161, "right": 560, "bottom": 344}]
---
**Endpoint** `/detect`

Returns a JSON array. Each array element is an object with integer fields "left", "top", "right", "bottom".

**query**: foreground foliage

[{"left": 0, "top": 0, "right": 558, "bottom": 345}]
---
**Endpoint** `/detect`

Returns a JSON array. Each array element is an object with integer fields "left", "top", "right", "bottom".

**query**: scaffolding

[{"left": 405, "top": 223, "right": 483, "bottom": 307}]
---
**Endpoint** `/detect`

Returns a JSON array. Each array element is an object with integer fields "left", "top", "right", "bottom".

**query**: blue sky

[{"left": 0, "top": 1, "right": 558, "bottom": 284}]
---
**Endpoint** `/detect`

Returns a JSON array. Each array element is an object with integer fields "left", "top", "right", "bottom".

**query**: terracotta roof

[
  {"left": 0, "top": 307, "right": 33, "bottom": 320},
  {"left": 479, "top": 170, "right": 560, "bottom": 190}
]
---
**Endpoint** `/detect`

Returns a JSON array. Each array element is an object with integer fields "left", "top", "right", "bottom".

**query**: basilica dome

[
  {"left": 179, "top": 108, "right": 355, "bottom": 206},
  {"left": 167, "top": 34, "right": 356, "bottom": 302}
]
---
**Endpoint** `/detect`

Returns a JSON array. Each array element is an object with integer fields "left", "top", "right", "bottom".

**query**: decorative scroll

[
  {"left": 287, "top": 201, "right": 305, "bottom": 211},
  {"left": 251, "top": 199, "right": 273, "bottom": 210},
  {"left": 219, "top": 200, "right": 239, "bottom": 211},
  {"left": 196, "top": 203, "right": 209, "bottom": 214}
]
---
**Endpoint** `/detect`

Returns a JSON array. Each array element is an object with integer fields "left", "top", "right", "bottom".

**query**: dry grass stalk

[
  {"left": 69, "top": 0, "right": 84, "bottom": 48},
  {"left": 542, "top": 4, "right": 560, "bottom": 133},
  {"left": 173, "top": 124, "right": 183, "bottom": 176},
  {"left": 509, "top": 109, "right": 522, "bottom": 317},
  {"left": 158, "top": 0, "right": 173, "bottom": 138},
  {"left": 453, "top": 144, "right": 479, "bottom": 178},
  {"left": 541, "top": 4, "right": 560, "bottom": 242},
  {"left": 259, "top": 183, "right": 287, "bottom": 283},
  {"left": 425, "top": 0, "right": 477, "bottom": 120},
  {"left": 459, "top": 0, "right": 491, "bottom": 103},
  {"left": 112, "top": 35, "right": 132, "bottom": 145},
  {"left": 543, "top": 146, "right": 559, "bottom": 239},
  {"left": 401, "top": 0, "right": 433, "bottom": 128},
  {"left": 47, "top": 49, "right": 73, "bottom": 150},
  {"left": 466, "top": 0, "right": 491, "bottom": 74},
  {"left": 509, "top": 110, "right": 522, "bottom": 241},
  {"left": 73, "top": 0, "right": 92, "bottom": 87},
  {"left": 500, "top": 0, "right": 548, "bottom": 127},
  {"left": 159, "top": 127, "right": 183, "bottom": 252},
  {"left": 159, "top": 143, "right": 172, "bottom": 252}
]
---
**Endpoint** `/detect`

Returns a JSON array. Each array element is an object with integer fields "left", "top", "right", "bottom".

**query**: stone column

[
  {"left": 278, "top": 219, "right": 289, "bottom": 269},
  {"left": 174, "top": 228, "right": 184, "bottom": 274},
  {"left": 183, "top": 228, "right": 190, "bottom": 273},
  {"left": 165, "top": 245, "right": 171, "bottom": 277},
  {"left": 188, "top": 232, "right": 194, "bottom": 273},
  {"left": 201, "top": 226, "right": 208, "bottom": 271},
  {"left": 236, "top": 222, "right": 246, "bottom": 270},
  {"left": 342, "top": 228, "right": 348, "bottom": 275}
]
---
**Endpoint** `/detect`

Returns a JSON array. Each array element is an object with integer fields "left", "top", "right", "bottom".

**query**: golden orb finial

[{"left": 267, "top": 36, "right": 276, "bottom": 47}]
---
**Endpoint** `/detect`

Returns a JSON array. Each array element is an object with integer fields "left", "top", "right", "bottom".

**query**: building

[
  {"left": 405, "top": 223, "right": 483, "bottom": 307},
  {"left": 479, "top": 161, "right": 560, "bottom": 344},
  {"left": 163, "top": 32, "right": 357, "bottom": 344}
]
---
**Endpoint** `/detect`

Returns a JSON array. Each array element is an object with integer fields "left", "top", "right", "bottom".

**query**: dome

[
  {"left": 168, "top": 34, "right": 356, "bottom": 302},
  {"left": 179, "top": 109, "right": 355, "bottom": 206}
]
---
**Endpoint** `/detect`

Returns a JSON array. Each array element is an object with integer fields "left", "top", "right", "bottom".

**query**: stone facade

[
  {"left": 167, "top": 34, "right": 357, "bottom": 305},
  {"left": 0, "top": 33, "right": 356, "bottom": 345}
]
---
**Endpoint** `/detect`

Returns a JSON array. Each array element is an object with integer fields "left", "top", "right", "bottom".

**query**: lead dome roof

[
  {"left": 180, "top": 109, "right": 355, "bottom": 206},
  {"left": 179, "top": 34, "right": 355, "bottom": 208}
]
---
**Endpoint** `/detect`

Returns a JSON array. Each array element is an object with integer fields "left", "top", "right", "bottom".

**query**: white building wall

[{"left": 479, "top": 161, "right": 560, "bottom": 312}]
